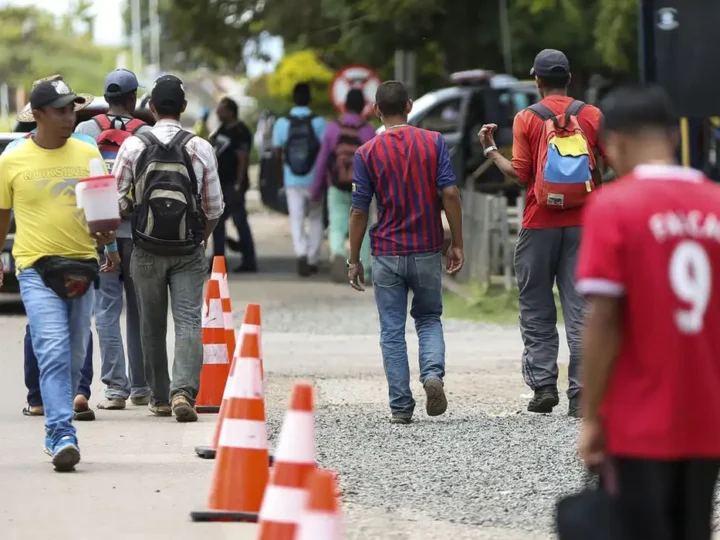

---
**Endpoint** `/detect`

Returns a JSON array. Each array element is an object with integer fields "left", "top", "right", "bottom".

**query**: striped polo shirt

[{"left": 351, "top": 126, "right": 456, "bottom": 256}]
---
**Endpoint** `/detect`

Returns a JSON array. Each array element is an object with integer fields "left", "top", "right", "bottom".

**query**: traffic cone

[
  {"left": 256, "top": 382, "right": 316, "bottom": 539},
  {"left": 195, "top": 303, "right": 273, "bottom": 465},
  {"left": 190, "top": 332, "right": 269, "bottom": 523},
  {"left": 211, "top": 256, "right": 236, "bottom": 368},
  {"left": 196, "top": 279, "right": 231, "bottom": 413},
  {"left": 296, "top": 469, "right": 345, "bottom": 540}
]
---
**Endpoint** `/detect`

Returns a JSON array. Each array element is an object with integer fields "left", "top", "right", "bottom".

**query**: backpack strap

[
  {"left": 526, "top": 103, "right": 556, "bottom": 122},
  {"left": 93, "top": 114, "right": 112, "bottom": 132},
  {"left": 565, "top": 100, "right": 587, "bottom": 118},
  {"left": 168, "top": 129, "right": 196, "bottom": 149},
  {"left": 136, "top": 131, "right": 160, "bottom": 148},
  {"left": 125, "top": 118, "right": 146, "bottom": 134}
]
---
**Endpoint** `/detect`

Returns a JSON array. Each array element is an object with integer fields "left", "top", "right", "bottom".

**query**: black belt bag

[{"left": 33, "top": 256, "right": 100, "bottom": 300}]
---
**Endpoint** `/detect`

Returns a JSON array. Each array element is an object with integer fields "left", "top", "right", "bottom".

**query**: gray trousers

[
  {"left": 130, "top": 245, "right": 207, "bottom": 405},
  {"left": 513, "top": 227, "right": 585, "bottom": 399}
]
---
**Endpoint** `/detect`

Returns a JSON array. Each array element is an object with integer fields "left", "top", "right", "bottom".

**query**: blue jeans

[
  {"left": 372, "top": 252, "right": 446, "bottom": 416},
  {"left": 95, "top": 240, "right": 151, "bottom": 400},
  {"left": 19, "top": 269, "right": 95, "bottom": 448},
  {"left": 25, "top": 325, "right": 93, "bottom": 406}
]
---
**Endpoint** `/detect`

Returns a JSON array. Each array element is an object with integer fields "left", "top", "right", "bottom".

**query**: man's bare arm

[
  {"left": 348, "top": 208, "right": 369, "bottom": 264},
  {"left": 441, "top": 186, "right": 463, "bottom": 248}
]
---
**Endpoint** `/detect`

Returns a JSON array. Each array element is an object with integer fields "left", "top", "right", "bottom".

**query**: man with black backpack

[
  {"left": 478, "top": 49, "right": 610, "bottom": 418},
  {"left": 311, "top": 89, "right": 375, "bottom": 283},
  {"left": 75, "top": 68, "right": 153, "bottom": 412},
  {"left": 114, "top": 75, "right": 224, "bottom": 423},
  {"left": 272, "top": 82, "right": 327, "bottom": 277}
]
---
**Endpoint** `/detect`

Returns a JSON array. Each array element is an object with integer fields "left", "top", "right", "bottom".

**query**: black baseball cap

[
  {"left": 530, "top": 49, "right": 570, "bottom": 78},
  {"left": 151, "top": 75, "right": 186, "bottom": 108},
  {"left": 104, "top": 69, "right": 140, "bottom": 97},
  {"left": 30, "top": 79, "right": 88, "bottom": 110}
]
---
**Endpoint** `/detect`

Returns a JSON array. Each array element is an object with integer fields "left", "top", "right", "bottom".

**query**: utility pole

[
  {"left": 499, "top": 0, "right": 513, "bottom": 74},
  {"left": 149, "top": 0, "right": 161, "bottom": 72},
  {"left": 131, "top": 0, "right": 143, "bottom": 75}
]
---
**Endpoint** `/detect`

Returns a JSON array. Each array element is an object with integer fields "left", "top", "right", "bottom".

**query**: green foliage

[
  {"left": 266, "top": 50, "right": 335, "bottom": 115},
  {"left": 0, "top": 6, "right": 120, "bottom": 95}
]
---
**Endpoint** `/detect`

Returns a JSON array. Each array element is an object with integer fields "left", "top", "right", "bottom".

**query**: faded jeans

[
  {"left": 130, "top": 245, "right": 206, "bottom": 405},
  {"left": 95, "top": 239, "right": 150, "bottom": 400},
  {"left": 372, "top": 252, "right": 446, "bottom": 417},
  {"left": 513, "top": 227, "right": 585, "bottom": 399},
  {"left": 19, "top": 269, "right": 94, "bottom": 449}
]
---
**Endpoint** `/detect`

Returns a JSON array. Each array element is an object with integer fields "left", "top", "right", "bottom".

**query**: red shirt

[
  {"left": 511, "top": 95, "right": 608, "bottom": 229},
  {"left": 576, "top": 164, "right": 720, "bottom": 459}
]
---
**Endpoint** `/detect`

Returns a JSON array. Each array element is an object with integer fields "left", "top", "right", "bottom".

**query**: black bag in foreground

[
  {"left": 33, "top": 256, "right": 99, "bottom": 300},
  {"left": 556, "top": 469, "right": 628, "bottom": 540}
]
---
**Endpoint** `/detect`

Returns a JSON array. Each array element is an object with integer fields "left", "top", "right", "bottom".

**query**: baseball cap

[
  {"left": 104, "top": 69, "right": 140, "bottom": 97},
  {"left": 17, "top": 77, "right": 93, "bottom": 122},
  {"left": 530, "top": 49, "right": 570, "bottom": 78},
  {"left": 151, "top": 75, "right": 186, "bottom": 108}
]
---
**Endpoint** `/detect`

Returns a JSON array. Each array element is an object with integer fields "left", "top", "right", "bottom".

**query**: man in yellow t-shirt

[{"left": 0, "top": 78, "right": 114, "bottom": 473}]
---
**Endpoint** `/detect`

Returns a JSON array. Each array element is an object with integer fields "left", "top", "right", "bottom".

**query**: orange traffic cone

[
  {"left": 190, "top": 332, "right": 269, "bottom": 522},
  {"left": 195, "top": 303, "right": 273, "bottom": 465},
  {"left": 210, "top": 256, "right": 236, "bottom": 369},
  {"left": 196, "top": 279, "right": 231, "bottom": 413},
  {"left": 296, "top": 469, "right": 345, "bottom": 540},
  {"left": 256, "top": 382, "right": 316, "bottom": 539}
]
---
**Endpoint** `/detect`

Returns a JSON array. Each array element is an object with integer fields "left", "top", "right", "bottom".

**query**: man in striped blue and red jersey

[{"left": 348, "top": 80, "right": 464, "bottom": 424}]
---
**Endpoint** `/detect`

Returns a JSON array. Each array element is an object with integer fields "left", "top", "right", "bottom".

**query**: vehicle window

[
  {"left": 416, "top": 98, "right": 463, "bottom": 134},
  {"left": 498, "top": 90, "right": 536, "bottom": 124}
]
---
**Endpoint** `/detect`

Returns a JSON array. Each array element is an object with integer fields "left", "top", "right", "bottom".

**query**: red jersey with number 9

[{"left": 576, "top": 164, "right": 720, "bottom": 459}]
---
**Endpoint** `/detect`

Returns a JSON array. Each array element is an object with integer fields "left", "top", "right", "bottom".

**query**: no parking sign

[{"left": 330, "top": 64, "right": 382, "bottom": 116}]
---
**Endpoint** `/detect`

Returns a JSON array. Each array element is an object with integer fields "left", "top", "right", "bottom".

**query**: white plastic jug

[{"left": 76, "top": 159, "right": 120, "bottom": 235}]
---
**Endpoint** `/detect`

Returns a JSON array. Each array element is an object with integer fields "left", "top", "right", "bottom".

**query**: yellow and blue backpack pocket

[{"left": 544, "top": 134, "right": 592, "bottom": 186}]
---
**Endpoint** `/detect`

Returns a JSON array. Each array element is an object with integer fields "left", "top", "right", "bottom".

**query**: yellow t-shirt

[{"left": 0, "top": 137, "right": 105, "bottom": 269}]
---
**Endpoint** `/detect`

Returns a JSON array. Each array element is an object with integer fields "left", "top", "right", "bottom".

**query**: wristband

[
  {"left": 105, "top": 240, "right": 118, "bottom": 253},
  {"left": 483, "top": 145, "right": 498, "bottom": 157}
]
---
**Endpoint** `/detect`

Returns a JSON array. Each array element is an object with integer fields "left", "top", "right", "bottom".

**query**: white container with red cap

[{"left": 76, "top": 158, "right": 121, "bottom": 235}]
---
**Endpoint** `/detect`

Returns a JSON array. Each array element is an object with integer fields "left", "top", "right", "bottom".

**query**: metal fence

[{"left": 455, "top": 188, "right": 525, "bottom": 291}]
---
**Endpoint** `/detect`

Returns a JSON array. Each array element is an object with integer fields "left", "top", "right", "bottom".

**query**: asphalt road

[{"left": 0, "top": 209, "right": 587, "bottom": 540}]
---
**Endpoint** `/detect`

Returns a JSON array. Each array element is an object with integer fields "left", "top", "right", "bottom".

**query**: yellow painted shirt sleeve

[{"left": 6, "top": 138, "right": 101, "bottom": 269}]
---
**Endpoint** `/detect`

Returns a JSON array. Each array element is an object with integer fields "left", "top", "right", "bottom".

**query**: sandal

[{"left": 22, "top": 403, "right": 44, "bottom": 417}]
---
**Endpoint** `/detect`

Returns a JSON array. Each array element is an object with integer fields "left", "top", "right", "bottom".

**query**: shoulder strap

[
  {"left": 168, "top": 129, "right": 195, "bottom": 149},
  {"left": 93, "top": 114, "right": 112, "bottom": 131},
  {"left": 136, "top": 131, "right": 160, "bottom": 148},
  {"left": 126, "top": 118, "right": 146, "bottom": 134},
  {"left": 526, "top": 103, "right": 556, "bottom": 122},
  {"left": 565, "top": 100, "right": 586, "bottom": 117}
]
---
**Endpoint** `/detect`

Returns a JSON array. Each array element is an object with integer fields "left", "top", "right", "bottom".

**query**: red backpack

[
  {"left": 329, "top": 120, "right": 365, "bottom": 192},
  {"left": 527, "top": 100, "right": 596, "bottom": 210},
  {"left": 93, "top": 114, "right": 146, "bottom": 174}
]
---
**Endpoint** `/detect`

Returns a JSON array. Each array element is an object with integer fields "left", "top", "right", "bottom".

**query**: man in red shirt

[
  {"left": 577, "top": 85, "right": 720, "bottom": 539},
  {"left": 478, "top": 49, "right": 609, "bottom": 417}
]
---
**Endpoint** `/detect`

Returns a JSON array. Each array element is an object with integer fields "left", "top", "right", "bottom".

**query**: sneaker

[
  {"left": 171, "top": 395, "right": 198, "bottom": 423},
  {"left": 423, "top": 378, "right": 448, "bottom": 417},
  {"left": 527, "top": 385, "right": 560, "bottom": 414},
  {"left": 130, "top": 395, "right": 151, "bottom": 406},
  {"left": 330, "top": 256, "right": 347, "bottom": 283},
  {"left": 297, "top": 256, "right": 311, "bottom": 277},
  {"left": 390, "top": 415, "right": 413, "bottom": 425},
  {"left": 149, "top": 402, "right": 172, "bottom": 417},
  {"left": 52, "top": 436, "right": 81, "bottom": 472},
  {"left": 97, "top": 398, "right": 126, "bottom": 410},
  {"left": 568, "top": 395, "right": 582, "bottom": 419}
]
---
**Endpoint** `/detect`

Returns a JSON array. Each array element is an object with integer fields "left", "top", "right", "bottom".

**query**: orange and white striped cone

[
  {"left": 256, "top": 382, "right": 316, "bottom": 539},
  {"left": 296, "top": 469, "right": 345, "bottom": 540},
  {"left": 190, "top": 332, "right": 269, "bottom": 522},
  {"left": 195, "top": 280, "right": 231, "bottom": 413},
  {"left": 211, "top": 255, "right": 236, "bottom": 369},
  {"left": 195, "top": 303, "right": 274, "bottom": 466}
]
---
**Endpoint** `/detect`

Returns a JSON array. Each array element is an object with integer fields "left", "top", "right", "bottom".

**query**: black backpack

[
  {"left": 131, "top": 130, "right": 206, "bottom": 256},
  {"left": 285, "top": 113, "right": 320, "bottom": 176}
]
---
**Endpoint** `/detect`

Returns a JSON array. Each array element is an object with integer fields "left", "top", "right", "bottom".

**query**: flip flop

[
  {"left": 22, "top": 404, "right": 44, "bottom": 417},
  {"left": 73, "top": 408, "right": 96, "bottom": 422}
]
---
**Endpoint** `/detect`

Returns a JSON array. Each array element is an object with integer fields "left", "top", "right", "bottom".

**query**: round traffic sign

[{"left": 330, "top": 64, "right": 382, "bottom": 116}]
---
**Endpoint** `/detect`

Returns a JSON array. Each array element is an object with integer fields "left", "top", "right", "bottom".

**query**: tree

[
  {"left": 266, "top": 50, "right": 335, "bottom": 114},
  {"left": 0, "top": 6, "right": 119, "bottom": 94}
]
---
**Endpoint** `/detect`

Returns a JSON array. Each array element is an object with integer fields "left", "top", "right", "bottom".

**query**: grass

[
  {"left": 0, "top": 118, "right": 12, "bottom": 132},
  {"left": 443, "top": 283, "right": 564, "bottom": 325}
]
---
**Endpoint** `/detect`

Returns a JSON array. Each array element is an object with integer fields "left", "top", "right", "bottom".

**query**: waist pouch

[{"left": 33, "top": 256, "right": 100, "bottom": 300}]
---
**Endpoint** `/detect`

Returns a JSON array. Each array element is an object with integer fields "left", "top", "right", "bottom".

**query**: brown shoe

[
  {"left": 148, "top": 402, "right": 172, "bottom": 417},
  {"left": 171, "top": 395, "right": 198, "bottom": 423}
]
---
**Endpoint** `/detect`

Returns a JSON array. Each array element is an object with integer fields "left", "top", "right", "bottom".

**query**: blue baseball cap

[{"left": 104, "top": 69, "right": 140, "bottom": 97}]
